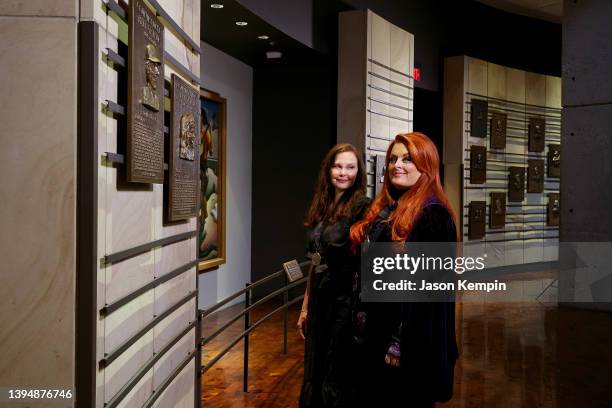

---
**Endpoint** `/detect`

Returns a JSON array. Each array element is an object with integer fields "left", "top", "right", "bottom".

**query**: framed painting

[{"left": 198, "top": 88, "right": 226, "bottom": 271}]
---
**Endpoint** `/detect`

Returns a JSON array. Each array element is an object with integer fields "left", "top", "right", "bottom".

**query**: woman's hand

[
  {"left": 297, "top": 310, "right": 308, "bottom": 339},
  {"left": 384, "top": 339, "right": 401, "bottom": 368}
]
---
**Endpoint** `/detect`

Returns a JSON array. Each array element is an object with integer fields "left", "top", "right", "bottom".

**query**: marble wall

[{"left": 0, "top": 0, "right": 78, "bottom": 402}]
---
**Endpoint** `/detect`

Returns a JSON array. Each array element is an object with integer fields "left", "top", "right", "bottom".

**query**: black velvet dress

[
  {"left": 300, "top": 197, "right": 370, "bottom": 408},
  {"left": 358, "top": 199, "right": 459, "bottom": 408}
]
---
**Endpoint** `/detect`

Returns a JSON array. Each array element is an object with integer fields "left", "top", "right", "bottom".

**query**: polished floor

[{"left": 200, "top": 289, "right": 612, "bottom": 407}]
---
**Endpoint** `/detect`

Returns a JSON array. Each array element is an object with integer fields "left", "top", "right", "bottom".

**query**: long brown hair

[
  {"left": 304, "top": 144, "right": 367, "bottom": 227},
  {"left": 350, "top": 132, "right": 457, "bottom": 243}
]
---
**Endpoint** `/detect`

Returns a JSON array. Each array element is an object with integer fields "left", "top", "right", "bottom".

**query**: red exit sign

[{"left": 413, "top": 67, "right": 421, "bottom": 81}]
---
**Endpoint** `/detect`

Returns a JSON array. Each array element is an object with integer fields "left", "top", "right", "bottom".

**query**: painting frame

[{"left": 198, "top": 88, "right": 227, "bottom": 272}]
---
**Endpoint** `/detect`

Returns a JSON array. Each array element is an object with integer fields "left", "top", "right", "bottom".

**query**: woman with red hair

[
  {"left": 350, "top": 132, "right": 458, "bottom": 407},
  {"left": 299, "top": 144, "right": 370, "bottom": 408}
]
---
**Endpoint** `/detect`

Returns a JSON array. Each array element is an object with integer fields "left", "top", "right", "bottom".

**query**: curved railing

[{"left": 198, "top": 260, "right": 310, "bottom": 392}]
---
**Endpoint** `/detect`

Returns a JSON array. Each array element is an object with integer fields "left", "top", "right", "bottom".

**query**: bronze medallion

[
  {"left": 490, "top": 112, "right": 507, "bottom": 149},
  {"left": 489, "top": 192, "right": 506, "bottom": 228},
  {"left": 470, "top": 145, "right": 487, "bottom": 184},
  {"left": 528, "top": 117, "right": 545, "bottom": 152},
  {"left": 468, "top": 201, "right": 487, "bottom": 240},
  {"left": 127, "top": 0, "right": 165, "bottom": 183},
  {"left": 470, "top": 99, "right": 488, "bottom": 138},
  {"left": 527, "top": 159, "right": 544, "bottom": 193},
  {"left": 375, "top": 154, "right": 386, "bottom": 195},
  {"left": 548, "top": 144, "right": 561, "bottom": 178},
  {"left": 547, "top": 193, "right": 560, "bottom": 226},
  {"left": 508, "top": 167, "right": 525, "bottom": 202},
  {"left": 168, "top": 74, "right": 200, "bottom": 221}
]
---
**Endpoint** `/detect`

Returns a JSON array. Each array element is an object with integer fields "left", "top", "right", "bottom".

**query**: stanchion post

[
  {"left": 243, "top": 282, "right": 251, "bottom": 393},
  {"left": 283, "top": 273, "right": 289, "bottom": 355}
]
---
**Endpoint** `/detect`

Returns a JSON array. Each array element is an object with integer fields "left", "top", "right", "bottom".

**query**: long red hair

[
  {"left": 304, "top": 144, "right": 367, "bottom": 227},
  {"left": 350, "top": 132, "right": 457, "bottom": 244}
]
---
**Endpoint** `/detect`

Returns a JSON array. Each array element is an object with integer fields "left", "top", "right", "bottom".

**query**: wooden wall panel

[
  {"left": 93, "top": 0, "right": 200, "bottom": 406},
  {"left": 104, "top": 331, "right": 154, "bottom": 403},
  {"left": 153, "top": 328, "right": 195, "bottom": 389},
  {"left": 339, "top": 10, "right": 413, "bottom": 196},
  {"left": 370, "top": 12, "right": 390, "bottom": 66},
  {"left": 467, "top": 57, "right": 487, "bottom": 96},
  {"left": 152, "top": 360, "right": 196, "bottom": 408},
  {"left": 153, "top": 298, "right": 195, "bottom": 354},
  {"left": 525, "top": 72, "right": 547, "bottom": 106},
  {"left": 487, "top": 63, "right": 506, "bottom": 100},
  {"left": 115, "top": 370, "right": 153, "bottom": 408}
]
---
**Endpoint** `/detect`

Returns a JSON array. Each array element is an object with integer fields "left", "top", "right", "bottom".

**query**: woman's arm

[{"left": 297, "top": 287, "right": 309, "bottom": 339}]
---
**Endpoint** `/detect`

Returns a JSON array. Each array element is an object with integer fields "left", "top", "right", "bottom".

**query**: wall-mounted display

[
  {"left": 470, "top": 99, "right": 488, "bottom": 138},
  {"left": 469, "top": 145, "right": 487, "bottom": 184},
  {"left": 126, "top": 0, "right": 165, "bottom": 183},
  {"left": 167, "top": 74, "right": 200, "bottom": 221},
  {"left": 490, "top": 112, "right": 507, "bottom": 149},
  {"left": 508, "top": 167, "right": 525, "bottom": 202},
  {"left": 468, "top": 201, "right": 486, "bottom": 240},
  {"left": 527, "top": 159, "right": 544, "bottom": 193},
  {"left": 528, "top": 117, "right": 545, "bottom": 152},
  {"left": 548, "top": 144, "right": 561, "bottom": 178},
  {"left": 198, "top": 89, "right": 226, "bottom": 271},
  {"left": 375, "top": 154, "right": 386, "bottom": 195},
  {"left": 444, "top": 56, "right": 561, "bottom": 267},
  {"left": 547, "top": 193, "right": 560, "bottom": 226},
  {"left": 489, "top": 192, "right": 506, "bottom": 228}
]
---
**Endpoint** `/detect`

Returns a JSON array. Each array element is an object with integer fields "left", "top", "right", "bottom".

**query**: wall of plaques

[
  {"left": 338, "top": 9, "right": 414, "bottom": 197},
  {"left": 443, "top": 56, "right": 561, "bottom": 267},
  {"left": 88, "top": 0, "right": 201, "bottom": 406}
]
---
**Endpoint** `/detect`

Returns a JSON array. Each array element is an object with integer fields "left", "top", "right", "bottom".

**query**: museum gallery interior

[{"left": 1, "top": 0, "right": 612, "bottom": 407}]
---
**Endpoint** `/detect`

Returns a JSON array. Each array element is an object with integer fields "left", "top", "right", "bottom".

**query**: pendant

[{"left": 311, "top": 252, "right": 321, "bottom": 266}]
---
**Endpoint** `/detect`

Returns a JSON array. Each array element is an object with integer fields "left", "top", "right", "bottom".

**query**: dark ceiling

[{"left": 201, "top": 0, "right": 318, "bottom": 67}]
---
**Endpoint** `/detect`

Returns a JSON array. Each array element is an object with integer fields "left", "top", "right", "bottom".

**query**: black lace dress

[{"left": 299, "top": 198, "right": 369, "bottom": 408}]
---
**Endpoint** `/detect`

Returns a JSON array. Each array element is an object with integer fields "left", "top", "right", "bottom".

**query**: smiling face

[
  {"left": 388, "top": 142, "right": 422, "bottom": 190},
  {"left": 330, "top": 151, "right": 358, "bottom": 193}
]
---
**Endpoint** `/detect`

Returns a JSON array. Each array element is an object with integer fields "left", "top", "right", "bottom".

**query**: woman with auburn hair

[
  {"left": 350, "top": 132, "right": 458, "bottom": 408},
  {"left": 299, "top": 143, "right": 370, "bottom": 408}
]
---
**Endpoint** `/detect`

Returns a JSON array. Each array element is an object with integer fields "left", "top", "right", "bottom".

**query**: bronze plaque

[
  {"left": 375, "top": 154, "right": 386, "bottom": 195},
  {"left": 470, "top": 145, "right": 487, "bottom": 184},
  {"left": 127, "top": 0, "right": 165, "bottom": 183},
  {"left": 489, "top": 192, "right": 506, "bottom": 229},
  {"left": 468, "top": 201, "right": 486, "bottom": 240},
  {"left": 547, "top": 193, "right": 560, "bottom": 226},
  {"left": 508, "top": 167, "right": 525, "bottom": 202},
  {"left": 548, "top": 144, "right": 561, "bottom": 178},
  {"left": 527, "top": 159, "right": 544, "bottom": 193},
  {"left": 168, "top": 74, "right": 200, "bottom": 221},
  {"left": 470, "top": 99, "right": 488, "bottom": 138},
  {"left": 490, "top": 112, "right": 507, "bottom": 149},
  {"left": 528, "top": 117, "right": 545, "bottom": 152}
]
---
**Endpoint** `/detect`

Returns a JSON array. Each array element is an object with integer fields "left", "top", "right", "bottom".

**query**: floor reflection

[{"left": 201, "top": 281, "right": 612, "bottom": 407}]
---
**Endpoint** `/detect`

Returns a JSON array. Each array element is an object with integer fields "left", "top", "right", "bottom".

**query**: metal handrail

[
  {"left": 199, "top": 260, "right": 310, "bottom": 392},
  {"left": 200, "top": 295, "right": 305, "bottom": 375},
  {"left": 200, "top": 276, "right": 307, "bottom": 347},
  {"left": 199, "top": 260, "right": 309, "bottom": 318}
]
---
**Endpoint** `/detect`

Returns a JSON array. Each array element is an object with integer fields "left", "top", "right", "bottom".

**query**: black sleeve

[
  {"left": 350, "top": 195, "right": 371, "bottom": 225},
  {"left": 409, "top": 204, "right": 457, "bottom": 242}
]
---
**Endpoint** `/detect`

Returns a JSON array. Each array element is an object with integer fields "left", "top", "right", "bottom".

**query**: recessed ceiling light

[
  {"left": 266, "top": 51, "right": 282, "bottom": 59},
  {"left": 257, "top": 35, "right": 269, "bottom": 40},
  {"left": 210, "top": 3, "right": 223, "bottom": 8},
  {"left": 235, "top": 21, "right": 248, "bottom": 26}
]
